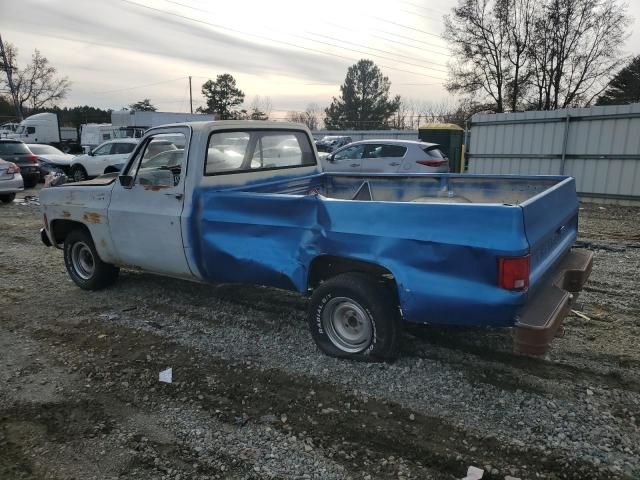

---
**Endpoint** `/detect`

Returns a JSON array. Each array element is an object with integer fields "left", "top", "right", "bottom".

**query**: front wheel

[
  {"left": 64, "top": 229, "right": 119, "bottom": 290},
  {"left": 308, "top": 273, "right": 402, "bottom": 361},
  {"left": 0, "top": 193, "right": 16, "bottom": 203},
  {"left": 70, "top": 165, "right": 88, "bottom": 182}
]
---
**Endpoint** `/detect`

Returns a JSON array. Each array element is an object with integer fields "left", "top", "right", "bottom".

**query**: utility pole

[
  {"left": 188, "top": 76, "right": 193, "bottom": 114},
  {"left": 0, "top": 33, "right": 23, "bottom": 121}
]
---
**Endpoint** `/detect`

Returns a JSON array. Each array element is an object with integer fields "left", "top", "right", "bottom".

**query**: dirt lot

[{"left": 1, "top": 188, "right": 639, "bottom": 479}]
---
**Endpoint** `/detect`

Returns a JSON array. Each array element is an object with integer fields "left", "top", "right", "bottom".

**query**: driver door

[{"left": 107, "top": 127, "right": 192, "bottom": 277}]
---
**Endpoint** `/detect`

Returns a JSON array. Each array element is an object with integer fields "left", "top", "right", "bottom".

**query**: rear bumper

[
  {"left": 514, "top": 249, "right": 594, "bottom": 355},
  {"left": 0, "top": 174, "right": 24, "bottom": 193}
]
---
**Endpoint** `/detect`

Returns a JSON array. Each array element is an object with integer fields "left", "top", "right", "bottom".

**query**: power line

[
  {"left": 399, "top": 0, "right": 449, "bottom": 16},
  {"left": 371, "top": 15, "right": 445, "bottom": 40},
  {"left": 120, "top": 0, "right": 447, "bottom": 81},
  {"left": 322, "top": 21, "right": 450, "bottom": 54},
  {"left": 90, "top": 76, "right": 188, "bottom": 95},
  {"left": 306, "top": 32, "right": 449, "bottom": 70},
  {"left": 286, "top": 32, "right": 448, "bottom": 77}
]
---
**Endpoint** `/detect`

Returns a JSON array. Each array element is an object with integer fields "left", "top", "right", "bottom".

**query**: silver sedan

[
  {"left": 0, "top": 158, "right": 24, "bottom": 203},
  {"left": 320, "top": 139, "right": 449, "bottom": 174}
]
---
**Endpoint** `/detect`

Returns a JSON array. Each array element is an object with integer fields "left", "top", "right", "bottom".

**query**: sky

[{"left": 1, "top": 0, "right": 639, "bottom": 120}]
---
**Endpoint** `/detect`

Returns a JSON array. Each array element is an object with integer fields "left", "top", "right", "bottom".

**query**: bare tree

[
  {"left": 286, "top": 103, "right": 321, "bottom": 130},
  {"left": 444, "top": 0, "right": 510, "bottom": 112},
  {"left": 529, "top": 0, "right": 630, "bottom": 109},
  {"left": 445, "top": 0, "right": 629, "bottom": 111},
  {"left": 0, "top": 41, "right": 71, "bottom": 113},
  {"left": 247, "top": 95, "right": 272, "bottom": 120}
]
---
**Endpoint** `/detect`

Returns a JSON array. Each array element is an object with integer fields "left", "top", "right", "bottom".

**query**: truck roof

[{"left": 147, "top": 120, "right": 311, "bottom": 132}]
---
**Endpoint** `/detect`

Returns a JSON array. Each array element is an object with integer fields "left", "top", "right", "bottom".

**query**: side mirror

[
  {"left": 327, "top": 154, "right": 335, "bottom": 162},
  {"left": 118, "top": 175, "right": 134, "bottom": 188},
  {"left": 88, "top": 150, "right": 95, "bottom": 156}
]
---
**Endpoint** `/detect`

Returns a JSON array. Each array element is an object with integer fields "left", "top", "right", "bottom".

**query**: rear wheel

[
  {"left": 0, "top": 193, "right": 15, "bottom": 203},
  {"left": 308, "top": 273, "right": 401, "bottom": 361},
  {"left": 63, "top": 229, "right": 119, "bottom": 290},
  {"left": 71, "top": 165, "right": 88, "bottom": 182}
]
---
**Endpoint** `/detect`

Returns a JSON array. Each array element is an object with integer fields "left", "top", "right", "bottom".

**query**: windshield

[
  {"left": 28, "top": 145, "right": 62, "bottom": 155},
  {"left": 0, "top": 142, "right": 30, "bottom": 155}
]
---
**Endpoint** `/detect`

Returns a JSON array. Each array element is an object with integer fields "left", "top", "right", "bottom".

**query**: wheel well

[
  {"left": 308, "top": 255, "right": 399, "bottom": 299},
  {"left": 50, "top": 220, "right": 89, "bottom": 245}
]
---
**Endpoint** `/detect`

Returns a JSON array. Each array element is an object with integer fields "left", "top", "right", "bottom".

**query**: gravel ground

[{"left": 1, "top": 187, "right": 639, "bottom": 480}]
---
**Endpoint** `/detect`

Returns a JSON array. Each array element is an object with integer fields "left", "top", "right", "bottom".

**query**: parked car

[
  {"left": 0, "top": 158, "right": 24, "bottom": 203},
  {"left": 0, "top": 139, "right": 40, "bottom": 188},
  {"left": 69, "top": 138, "right": 139, "bottom": 181},
  {"left": 322, "top": 140, "right": 449, "bottom": 174},
  {"left": 40, "top": 121, "right": 593, "bottom": 361},
  {"left": 26, "top": 144, "right": 75, "bottom": 180},
  {"left": 315, "top": 135, "right": 352, "bottom": 153}
]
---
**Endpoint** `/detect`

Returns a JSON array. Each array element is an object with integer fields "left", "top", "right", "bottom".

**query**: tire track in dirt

[{"left": 23, "top": 318, "right": 632, "bottom": 480}]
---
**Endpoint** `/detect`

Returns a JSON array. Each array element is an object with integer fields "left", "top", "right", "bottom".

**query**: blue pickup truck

[{"left": 40, "top": 121, "right": 593, "bottom": 360}]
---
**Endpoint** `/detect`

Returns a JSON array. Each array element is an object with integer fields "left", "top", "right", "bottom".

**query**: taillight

[
  {"left": 498, "top": 256, "right": 530, "bottom": 290},
  {"left": 27, "top": 154, "right": 38, "bottom": 162},
  {"left": 6, "top": 162, "right": 20, "bottom": 174},
  {"left": 416, "top": 159, "right": 447, "bottom": 167}
]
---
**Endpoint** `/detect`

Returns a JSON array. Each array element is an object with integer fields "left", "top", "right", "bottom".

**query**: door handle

[
  {"left": 390, "top": 162, "right": 400, "bottom": 166},
  {"left": 350, "top": 163, "right": 359, "bottom": 167},
  {"left": 164, "top": 192, "right": 183, "bottom": 200}
]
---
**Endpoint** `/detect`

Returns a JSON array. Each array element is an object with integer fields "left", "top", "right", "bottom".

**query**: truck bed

[{"left": 191, "top": 172, "right": 578, "bottom": 328}]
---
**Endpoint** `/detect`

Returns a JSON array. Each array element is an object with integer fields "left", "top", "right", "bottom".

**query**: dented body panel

[{"left": 41, "top": 121, "right": 582, "bottom": 330}]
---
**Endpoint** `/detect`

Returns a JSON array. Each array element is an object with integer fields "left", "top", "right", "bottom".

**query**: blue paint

[{"left": 188, "top": 172, "right": 578, "bottom": 327}]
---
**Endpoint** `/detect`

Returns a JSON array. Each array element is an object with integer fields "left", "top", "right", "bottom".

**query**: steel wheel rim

[
  {"left": 71, "top": 242, "right": 95, "bottom": 280},
  {"left": 322, "top": 297, "right": 372, "bottom": 353},
  {"left": 73, "top": 168, "right": 85, "bottom": 182}
]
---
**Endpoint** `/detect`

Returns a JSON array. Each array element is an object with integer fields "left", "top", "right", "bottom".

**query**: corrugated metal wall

[
  {"left": 468, "top": 104, "right": 640, "bottom": 202},
  {"left": 312, "top": 130, "right": 418, "bottom": 141}
]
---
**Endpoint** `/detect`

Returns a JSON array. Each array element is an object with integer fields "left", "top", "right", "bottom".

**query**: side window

[
  {"left": 112, "top": 142, "right": 136, "bottom": 155},
  {"left": 334, "top": 144, "right": 364, "bottom": 161},
  {"left": 93, "top": 143, "right": 113, "bottom": 155},
  {"left": 205, "top": 130, "right": 315, "bottom": 175},
  {"left": 363, "top": 144, "right": 383, "bottom": 159},
  {"left": 127, "top": 133, "right": 186, "bottom": 188},
  {"left": 26, "top": 126, "right": 36, "bottom": 134},
  {"left": 380, "top": 145, "right": 407, "bottom": 157}
]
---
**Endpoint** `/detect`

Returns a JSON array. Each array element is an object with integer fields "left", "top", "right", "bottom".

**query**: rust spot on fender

[
  {"left": 62, "top": 211, "right": 71, "bottom": 219},
  {"left": 83, "top": 212, "right": 101, "bottom": 224}
]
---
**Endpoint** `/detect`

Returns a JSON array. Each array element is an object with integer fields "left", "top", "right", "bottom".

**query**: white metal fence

[{"left": 467, "top": 103, "right": 640, "bottom": 203}]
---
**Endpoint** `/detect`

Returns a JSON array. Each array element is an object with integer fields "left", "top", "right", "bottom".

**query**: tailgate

[{"left": 520, "top": 177, "right": 578, "bottom": 293}]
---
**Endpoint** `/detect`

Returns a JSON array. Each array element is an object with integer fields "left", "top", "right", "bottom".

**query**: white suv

[{"left": 69, "top": 138, "right": 139, "bottom": 181}]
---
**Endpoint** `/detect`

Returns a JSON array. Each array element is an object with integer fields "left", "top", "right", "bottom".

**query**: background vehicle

[
  {"left": 80, "top": 124, "right": 118, "bottom": 153},
  {"left": 26, "top": 144, "right": 75, "bottom": 180},
  {"left": 315, "top": 135, "right": 352, "bottom": 153},
  {"left": 40, "top": 121, "right": 592, "bottom": 360},
  {"left": 0, "top": 139, "right": 40, "bottom": 188},
  {"left": 69, "top": 138, "right": 139, "bottom": 181},
  {"left": 0, "top": 159, "right": 24, "bottom": 203},
  {"left": 322, "top": 140, "right": 449, "bottom": 173},
  {"left": 9, "top": 113, "right": 80, "bottom": 153},
  {"left": 0, "top": 122, "right": 20, "bottom": 138}
]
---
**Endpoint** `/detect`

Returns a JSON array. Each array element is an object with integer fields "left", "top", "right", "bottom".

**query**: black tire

[
  {"left": 308, "top": 273, "right": 402, "bottom": 361},
  {"left": 70, "top": 165, "right": 88, "bottom": 182},
  {"left": 0, "top": 193, "right": 16, "bottom": 203},
  {"left": 63, "top": 228, "right": 119, "bottom": 290}
]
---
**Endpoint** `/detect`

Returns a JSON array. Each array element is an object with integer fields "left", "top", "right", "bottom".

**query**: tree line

[{"left": 2, "top": 0, "right": 639, "bottom": 133}]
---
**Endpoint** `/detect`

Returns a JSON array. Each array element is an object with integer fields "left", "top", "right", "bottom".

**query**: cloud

[{"left": 1, "top": 0, "right": 350, "bottom": 84}]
